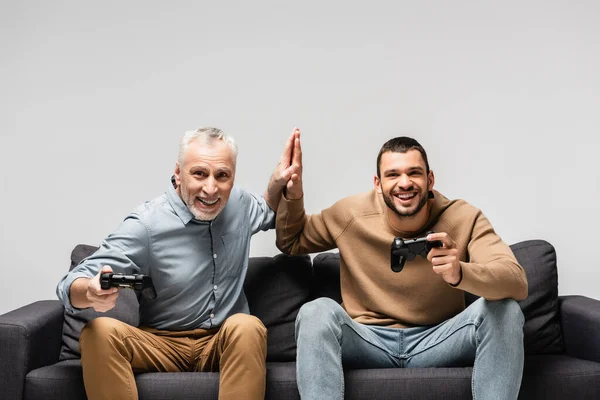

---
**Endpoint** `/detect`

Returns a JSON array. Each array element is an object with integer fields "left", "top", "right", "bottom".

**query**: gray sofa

[{"left": 1, "top": 239, "right": 599, "bottom": 399}]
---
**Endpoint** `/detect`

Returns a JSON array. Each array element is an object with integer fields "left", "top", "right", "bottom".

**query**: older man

[{"left": 56, "top": 127, "right": 301, "bottom": 400}]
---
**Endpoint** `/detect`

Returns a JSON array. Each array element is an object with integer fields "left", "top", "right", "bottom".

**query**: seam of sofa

[
  {"left": 0, "top": 322, "right": 30, "bottom": 339},
  {"left": 524, "top": 372, "right": 600, "bottom": 378},
  {"left": 510, "top": 240, "right": 552, "bottom": 252}
]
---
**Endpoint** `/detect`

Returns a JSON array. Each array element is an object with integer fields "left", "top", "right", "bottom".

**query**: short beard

[
  {"left": 179, "top": 181, "right": 222, "bottom": 221},
  {"left": 382, "top": 187, "right": 429, "bottom": 219}
]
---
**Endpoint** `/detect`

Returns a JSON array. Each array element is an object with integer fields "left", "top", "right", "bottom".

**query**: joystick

[
  {"left": 100, "top": 273, "right": 157, "bottom": 299},
  {"left": 390, "top": 231, "right": 443, "bottom": 272}
]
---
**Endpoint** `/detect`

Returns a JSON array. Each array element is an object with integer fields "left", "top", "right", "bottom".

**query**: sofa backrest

[{"left": 311, "top": 239, "right": 565, "bottom": 355}]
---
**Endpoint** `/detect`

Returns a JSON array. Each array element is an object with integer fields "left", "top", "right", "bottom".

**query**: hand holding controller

[
  {"left": 100, "top": 273, "right": 157, "bottom": 300},
  {"left": 390, "top": 231, "right": 443, "bottom": 272}
]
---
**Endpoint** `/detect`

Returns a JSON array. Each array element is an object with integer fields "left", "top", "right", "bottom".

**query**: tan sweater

[{"left": 276, "top": 189, "right": 528, "bottom": 328}]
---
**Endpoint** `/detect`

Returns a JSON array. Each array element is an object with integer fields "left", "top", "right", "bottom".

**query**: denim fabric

[{"left": 295, "top": 297, "right": 525, "bottom": 400}]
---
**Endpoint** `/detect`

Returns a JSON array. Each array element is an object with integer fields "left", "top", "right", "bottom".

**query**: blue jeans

[{"left": 295, "top": 297, "right": 525, "bottom": 400}]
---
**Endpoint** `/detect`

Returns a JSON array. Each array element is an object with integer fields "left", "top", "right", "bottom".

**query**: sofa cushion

[
  {"left": 511, "top": 240, "right": 564, "bottom": 354},
  {"left": 59, "top": 245, "right": 139, "bottom": 360},
  {"left": 245, "top": 254, "right": 312, "bottom": 361},
  {"left": 311, "top": 239, "right": 565, "bottom": 355},
  {"left": 59, "top": 245, "right": 312, "bottom": 362}
]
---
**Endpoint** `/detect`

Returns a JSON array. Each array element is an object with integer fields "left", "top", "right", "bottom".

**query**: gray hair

[{"left": 177, "top": 127, "right": 238, "bottom": 166}]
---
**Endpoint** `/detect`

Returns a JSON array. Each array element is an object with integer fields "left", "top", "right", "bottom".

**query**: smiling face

[
  {"left": 374, "top": 149, "right": 434, "bottom": 222},
  {"left": 174, "top": 139, "right": 235, "bottom": 221}
]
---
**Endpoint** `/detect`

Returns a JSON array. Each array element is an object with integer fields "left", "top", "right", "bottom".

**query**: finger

[
  {"left": 432, "top": 263, "right": 453, "bottom": 275},
  {"left": 89, "top": 285, "right": 118, "bottom": 297},
  {"left": 292, "top": 137, "right": 303, "bottom": 168},
  {"left": 281, "top": 164, "right": 298, "bottom": 180},
  {"left": 99, "top": 265, "right": 113, "bottom": 274},
  {"left": 430, "top": 255, "right": 455, "bottom": 266},
  {"left": 427, "top": 232, "right": 453, "bottom": 248},
  {"left": 280, "top": 131, "right": 296, "bottom": 164}
]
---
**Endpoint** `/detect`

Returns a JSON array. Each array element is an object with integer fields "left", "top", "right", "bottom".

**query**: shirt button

[
  {"left": 213, "top": 254, "right": 217, "bottom": 259},
  {"left": 213, "top": 285, "right": 218, "bottom": 290},
  {"left": 210, "top": 313, "right": 215, "bottom": 319}
]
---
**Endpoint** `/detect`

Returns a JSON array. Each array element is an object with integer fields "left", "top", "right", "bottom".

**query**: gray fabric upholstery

[
  {"left": 511, "top": 240, "right": 564, "bottom": 354},
  {"left": 560, "top": 295, "right": 600, "bottom": 363},
  {"left": 246, "top": 254, "right": 312, "bottom": 361},
  {"left": 519, "top": 354, "right": 600, "bottom": 399},
  {"left": 0, "top": 300, "right": 64, "bottom": 400},
  {"left": 344, "top": 367, "right": 472, "bottom": 399}
]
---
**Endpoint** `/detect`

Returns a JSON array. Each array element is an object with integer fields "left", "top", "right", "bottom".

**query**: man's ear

[
  {"left": 428, "top": 170, "right": 435, "bottom": 191},
  {"left": 174, "top": 163, "right": 182, "bottom": 187},
  {"left": 374, "top": 175, "right": 382, "bottom": 194}
]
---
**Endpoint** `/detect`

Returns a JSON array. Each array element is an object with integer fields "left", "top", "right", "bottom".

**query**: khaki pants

[{"left": 79, "top": 313, "right": 267, "bottom": 400}]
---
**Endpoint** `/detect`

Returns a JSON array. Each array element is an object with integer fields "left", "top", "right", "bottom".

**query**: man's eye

[
  {"left": 217, "top": 172, "right": 230, "bottom": 180},
  {"left": 193, "top": 171, "right": 206, "bottom": 177}
]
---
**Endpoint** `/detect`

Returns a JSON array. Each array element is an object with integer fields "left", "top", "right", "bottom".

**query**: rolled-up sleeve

[
  {"left": 56, "top": 214, "right": 150, "bottom": 312},
  {"left": 246, "top": 191, "right": 275, "bottom": 234}
]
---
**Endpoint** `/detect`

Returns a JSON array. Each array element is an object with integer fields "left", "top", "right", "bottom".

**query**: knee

[
  {"left": 79, "top": 317, "right": 124, "bottom": 355},
  {"left": 221, "top": 313, "right": 267, "bottom": 343},
  {"left": 80, "top": 317, "right": 121, "bottom": 343},
  {"left": 298, "top": 297, "right": 341, "bottom": 320},
  {"left": 296, "top": 298, "right": 343, "bottom": 336},
  {"left": 477, "top": 298, "right": 524, "bottom": 329}
]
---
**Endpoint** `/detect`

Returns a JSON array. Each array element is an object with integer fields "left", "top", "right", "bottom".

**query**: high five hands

[{"left": 275, "top": 127, "right": 303, "bottom": 200}]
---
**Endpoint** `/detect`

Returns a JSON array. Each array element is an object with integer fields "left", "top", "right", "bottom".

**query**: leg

[
  {"left": 79, "top": 317, "right": 192, "bottom": 400},
  {"left": 295, "top": 298, "right": 400, "bottom": 400},
  {"left": 405, "top": 298, "right": 525, "bottom": 400},
  {"left": 196, "top": 313, "right": 267, "bottom": 400}
]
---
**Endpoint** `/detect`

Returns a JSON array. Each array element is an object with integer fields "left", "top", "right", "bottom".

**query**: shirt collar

[{"left": 166, "top": 177, "right": 196, "bottom": 225}]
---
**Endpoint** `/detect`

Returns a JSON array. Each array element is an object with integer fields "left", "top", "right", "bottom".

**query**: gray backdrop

[{"left": 1, "top": 0, "right": 599, "bottom": 315}]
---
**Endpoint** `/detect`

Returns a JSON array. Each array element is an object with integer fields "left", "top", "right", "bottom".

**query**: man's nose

[
  {"left": 397, "top": 174, "right": 412, "bottom": 189},
  {"left": 203, "top": 177, "right": 219, "bottom": 195}
]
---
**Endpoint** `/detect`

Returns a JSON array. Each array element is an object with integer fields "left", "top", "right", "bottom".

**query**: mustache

[{"left": 391, "top": 186, "right": 419, "bottom": 193}]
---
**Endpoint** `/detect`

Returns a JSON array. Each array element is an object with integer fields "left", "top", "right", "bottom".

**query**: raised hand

[
  {"left": 285, "top": 128, "right": 303, "bottom": 200},
  {"left": 265, "top": 128, "right": 303, "bottom": 209}
]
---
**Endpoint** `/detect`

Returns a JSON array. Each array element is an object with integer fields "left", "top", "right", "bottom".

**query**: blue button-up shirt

[{"left": 56, "top": 181, "right": 275, "bottom": 330}]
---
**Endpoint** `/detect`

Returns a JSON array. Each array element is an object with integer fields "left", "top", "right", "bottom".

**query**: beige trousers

[{"left": 79, "top": 313, "right": 267, "bottom": 400}]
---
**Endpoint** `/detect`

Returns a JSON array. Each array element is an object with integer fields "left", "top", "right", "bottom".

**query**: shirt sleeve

[
  {"left": 245, "top": 190, "right": 276, "bottom": 234},
  {"left": 55, "top": 214, "right": 151, "bottom": 312}
]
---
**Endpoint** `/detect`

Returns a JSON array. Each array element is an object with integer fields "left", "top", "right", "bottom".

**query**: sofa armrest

[
  {"left": 558, "top": 295, "right": 600, "bottom": 363},
  {"left": 0, "top": 300, "right": 64, "bottom": 400}
]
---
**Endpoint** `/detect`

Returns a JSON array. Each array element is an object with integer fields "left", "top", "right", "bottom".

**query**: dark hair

[{"left": 376, "top": 137, "right": 430, "bottom": 178}]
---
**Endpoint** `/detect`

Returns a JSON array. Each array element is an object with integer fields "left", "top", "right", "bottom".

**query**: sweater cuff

[{"left": 448, "top": 262, "right": 463, "bottom": 287}]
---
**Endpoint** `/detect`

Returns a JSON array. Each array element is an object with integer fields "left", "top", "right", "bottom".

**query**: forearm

[
  {"left": 457, "top": 259, "right": 528, "bottom": 300},
  {"left": 69, "top": 277, "right": 93, "bottom": 309},
  {"left": 264, "top": 175, "right": 285, "bottom": 212},
  {"left": 454, "top": 211, "right": 528, "bottom": 300},
  {"left": 276, "top": 194, "right": 336, "bottom": 254}
]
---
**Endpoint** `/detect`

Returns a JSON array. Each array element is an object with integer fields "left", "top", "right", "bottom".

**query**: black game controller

[
  {"left": 100, "top": 273, "right": 157, "bottom": 300},
  {"left": 390, "top": 231, "right": 443, "bottom": 272}
]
